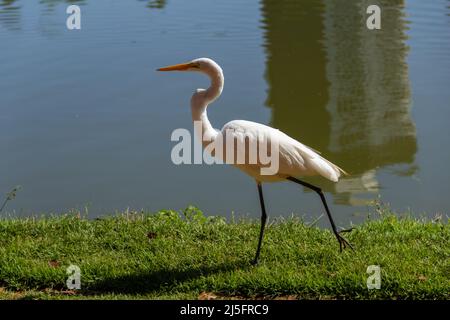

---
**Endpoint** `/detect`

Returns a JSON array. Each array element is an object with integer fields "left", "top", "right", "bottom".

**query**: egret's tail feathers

[
  {"left": 310, "top": 156, "right": 348, "bottom": 182},
  {"left": 327, "top": 160, "right": 349, "bottom": 181},
  {"left": 333, "top": 163, "right": 349, "bottom": 177},
  {"left": 299, "top": 142, "right": 348, "bottom": 178}
]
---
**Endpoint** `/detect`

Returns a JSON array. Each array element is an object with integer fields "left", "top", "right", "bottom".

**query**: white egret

[{"left": 157, "top": 58, "right": 353, "bottom": 265}]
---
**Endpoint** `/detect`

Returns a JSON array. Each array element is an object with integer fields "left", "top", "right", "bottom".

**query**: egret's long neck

[{"left": 190, "top": 67, "right": 224, "bottom": 143}]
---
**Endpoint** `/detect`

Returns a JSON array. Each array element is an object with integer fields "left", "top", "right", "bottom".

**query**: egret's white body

[
  {"left": 220, "top": 119, "right": 346, "bottom": 183},
  {"left": 183, "top": 58, "right": 346, "bottom": 183},
  {"left": 157, "top": 58, "right": 353, "bottom": 264}
]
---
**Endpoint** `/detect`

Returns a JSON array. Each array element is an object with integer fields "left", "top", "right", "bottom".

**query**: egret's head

[
  {"left": 157, "top": 58, "right": 221, "bottom": 75},
  {"left": 157, "top": 58, "right": 224, "bottom": 104}
]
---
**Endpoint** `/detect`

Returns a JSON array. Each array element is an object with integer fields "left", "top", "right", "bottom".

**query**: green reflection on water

[{"left": 261, "top": 0, "right": 417, "bottom": 205}]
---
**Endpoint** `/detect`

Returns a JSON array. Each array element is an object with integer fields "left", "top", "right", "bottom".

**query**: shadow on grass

[{"left": 81, "top": 259, "right": 251, "bottom": 296}]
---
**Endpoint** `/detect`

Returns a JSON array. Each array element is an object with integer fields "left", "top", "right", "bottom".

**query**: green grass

[{"left": 0, "top": 206, "right": 448, "bottom": 300}]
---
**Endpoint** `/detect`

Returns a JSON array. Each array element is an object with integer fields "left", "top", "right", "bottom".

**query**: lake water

[{"left": 1, "top": 0, "right": 449, "bottom": 225}]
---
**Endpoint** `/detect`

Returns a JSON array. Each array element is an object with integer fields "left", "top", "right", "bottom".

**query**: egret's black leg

[
  {"left": 287, "top": 177, "right": 353, "bottom": 252},
  {"left": 252, "top": 181, "right": 267, "bottom": 265}
]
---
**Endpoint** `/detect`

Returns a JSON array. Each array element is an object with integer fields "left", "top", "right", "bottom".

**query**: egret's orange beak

[{"left": 156, "top": 62, "right": 197, "bottom": 72}]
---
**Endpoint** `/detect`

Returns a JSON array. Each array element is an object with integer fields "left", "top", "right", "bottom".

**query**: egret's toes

[{"left": 336, "top": 233, "right": 354, "bottom": 252}]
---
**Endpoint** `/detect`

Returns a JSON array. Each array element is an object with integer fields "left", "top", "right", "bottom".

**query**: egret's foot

[
  {"left": 336, "top": 233, "right": 354, "bottom": 252},
  {"left": 251, "top": 258, "right": 259, "bottom": 266}
]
